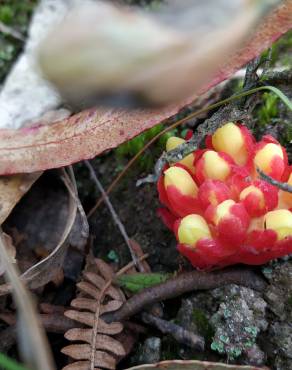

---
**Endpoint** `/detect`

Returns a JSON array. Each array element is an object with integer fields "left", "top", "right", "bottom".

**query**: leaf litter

[{"left": 0, "top": 1, "right": 291, "bottom": 370}]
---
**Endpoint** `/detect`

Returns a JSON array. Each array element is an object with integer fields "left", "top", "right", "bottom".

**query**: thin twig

[
  {"left": 61, "top": 168, "right": 89, "bottom": 238},
  {"left": 0, "top": 21, "right": 25, "bottom": 41},
  {"left": 257, "top": 167, "right": 292, "bottom": 193},
  {"left": 263, "top": 69, "right": 292, "bottom": 86},
  {"left": 141, "top": 312, "right": 204, "bottom": 351},
  {"left": 102, "top": 267, "right": 266, "bottom": 323},
  {"left": 85, "top": 160, "right": 144, "bottom": 271},
  {"left": 243, "top": 56, "right": 261, "bottom": 91},
  {"left": 137, "top": 138, "right": 198, "bottom": 185}
]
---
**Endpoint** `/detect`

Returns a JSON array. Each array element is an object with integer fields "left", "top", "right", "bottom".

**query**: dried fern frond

[{"left": 62, "top": 258, "right": 126, "bottom": 370}]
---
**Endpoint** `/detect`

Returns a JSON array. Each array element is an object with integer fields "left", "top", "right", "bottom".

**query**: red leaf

[{"left": 0, "top": 2, "right": 291, "bottom": 175}]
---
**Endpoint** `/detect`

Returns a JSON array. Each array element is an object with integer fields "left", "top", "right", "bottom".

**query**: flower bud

[
  {"left": 177, "top": 237, "right": 224, "bottom": 270},
  {"left": 212, "top": 122, "right": 253, "bottom": 165},
  {"left": 239, "top": 180, "right": 278, "bottom": 217},
  {"left": 206, "top": 199, "right": 249, "bottom": 246},
  {"left": 196, "top": 150, "right": 231, "bottom": 183},
  {"left": 164, "top": 167, "right": 197, "bottom": 196},
  {"left": 177, "top": 214, "right": 211, "bottom": 247},
  {"left": 166, "top": 137, "right": 185, "bottom": 152},
  {"left": 253, "top": 140, "right": 285, "bottom": 180},
  {"left": 240, "top": 185, "right": 264, "bottom": 215},
  {"left": 163, "top": 166, "right": 201, "bottom": 217},
  {"left": 211, "top": 199, "right": 236, "bottom": 225},
  {"left": 166, "top": 136, "right": 195, "bottom": 174},
  {"left": 198, "top": 179, "right": 231, "bottom": 209},
  {"left": 264, "top": 209, "right": 292, "bottom": 240},
  {"left": 157, "top": 122, "right": 292, "bottom": 269}
]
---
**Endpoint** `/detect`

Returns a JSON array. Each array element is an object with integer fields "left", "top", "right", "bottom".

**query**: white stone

[{"left": 0, "top": 0, "right": 74, "bottom": 129}]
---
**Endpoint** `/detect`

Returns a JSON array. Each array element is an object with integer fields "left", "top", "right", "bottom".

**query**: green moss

[
  {"left": 261, "top": 30, "right": 292, "bottom": 68},
  {"left": 286, "top": 295, "right": 292, "bottom": 306},
  {"left": 256, "top": 92, "right": 279, "bottom": 126},
  {"left": 282, "top": 124, "right": 292, "bottom": 144},
  {"left": 272, "top": 30, "right": 292, "bottom": 68},
  {"left": 115, "top": 124, "right": 178, "bottom": 170},
  {"left": 161, "top": 336, "right": 181, "bottom": 361},
  {"left": 192, "top": 308, "right": 214, "bottom": 342},
  {"left": 124, "top": 0, "right": 162, "bottom": 8}
]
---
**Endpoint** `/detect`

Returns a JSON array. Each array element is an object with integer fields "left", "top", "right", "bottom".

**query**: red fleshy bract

[
  {"left": 217, "top": 204, "right": 249, "bottom": 245},
  {"left": 164, "top": 185, "right": 202, "bottom": 218},
  {"left": 198, "top": 179, "right": 231, "bottom": 209},
  {"left": 240, "top": 180, "right": 278, "bottom": 217},
  {"left": 157, "top": 208, "right": 177, "bottom": 230}
]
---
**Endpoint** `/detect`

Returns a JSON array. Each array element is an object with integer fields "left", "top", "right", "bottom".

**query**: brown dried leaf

[
  {"left": 61, "top": 344, "right": 116, "bottom": 369},
  {"left": 65, "top": 329, "right": 125, "bottom": 356},
  {"left": 0, "top": 173, "right": 41, "bottom": 224},
  {"left": 0, "top": 233, "right": 16, "bottom": 276},
  {"left": 71, "top": 298, "right": 122, "bottom": 314},
  {"left": 64, "top": 311, "right": 123, "bottom": 335},
  {"left": 63, "top": 361, "right": 101, "bottom": 370},
  {"left": 84, "top": 272, "right": 125, "bottom": 301},
  {"left": 95, "top": 258, "right": 115, "bottom": 281},
  {"left": 62, "top": 259, "right": 126, "bottom": 370},
  {"left": 0, "top": 167, "right": 78, "bottom": 296}
]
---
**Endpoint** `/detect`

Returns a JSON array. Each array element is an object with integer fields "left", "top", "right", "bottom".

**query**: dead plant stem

[{"left": 85, "top": 160, "right": 144, "bottom": 271}]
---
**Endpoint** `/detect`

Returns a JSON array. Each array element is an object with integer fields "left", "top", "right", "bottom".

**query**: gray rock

[
  {"left": 137, "top": 337, "right": 161, "bottom": 364},
  {"left": 269, "top": 322, "right": 292, "bottom": 360},
  {"left": 0, "top": 0, "right": 71, "bottom": 129},
  {"left": 210, "top": 285, "right": 267, "bottom": 364},
  {"left": 273, "top": 357, "right": 292, "bottom": 370},
  {"left": 176, "top": 292, "right": 216, "bottom": 339},
  {"left": 262, "top": 261, "right": 292, "bottom": 369},
  {"left": 263, "top": 260, "right": 292, "bottom": 322},
  {"left": 243, "top": 344, "right": 266, "bottom": 367}
]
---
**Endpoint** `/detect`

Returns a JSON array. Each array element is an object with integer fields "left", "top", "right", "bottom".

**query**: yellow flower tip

[
  {"left": 213, "top": 199, "right": 236, "bottom": 225},
  {"left": 166, "top": 137, "right": 185, "bottom": 152},
  {"left": 254, "top": 143, "right": 284, "bottom": 174},
  {"left": 202, "top": 151, "right": 230, "bottom": 181},
  {"left": 178, "top": 214, "right": 211, "bottom": 247},
  {"left": 164, "top": 166, "right": 198, "bottom": 197},
  {"left": 212, "top": 122, "right": 247, "bottom": 165},
  {"left": 264, "top": 209, "right": 292, "bottom": 240},
  {"left": 239, "top": 185, "right": 265, "bottom": 209},
  {"left": 166, "top": 137, "right": 195, "bottom": 174}
]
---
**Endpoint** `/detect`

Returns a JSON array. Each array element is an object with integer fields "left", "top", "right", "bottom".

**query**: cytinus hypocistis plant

[{"left": 157, "top": 122, "right": 292, "bottom": 269}]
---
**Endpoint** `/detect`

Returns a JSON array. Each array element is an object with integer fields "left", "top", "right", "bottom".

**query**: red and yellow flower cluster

[{"left": 157, "top": 122, "right": 292, "bottom": 269}]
